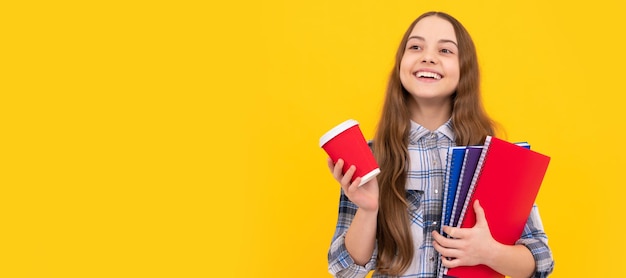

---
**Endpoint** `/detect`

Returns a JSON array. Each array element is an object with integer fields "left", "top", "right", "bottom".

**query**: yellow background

[{"left": 2, "top": 0, "right": 624, "bottom": 277}]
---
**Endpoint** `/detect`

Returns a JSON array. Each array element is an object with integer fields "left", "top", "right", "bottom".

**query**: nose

[{"left": 421, "top": 50, "right": 437, "bottom": 64}]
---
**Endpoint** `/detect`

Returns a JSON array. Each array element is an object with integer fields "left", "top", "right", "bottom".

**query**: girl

[{"left": 327, "top": 11, "right": 554, "bottom": 278}]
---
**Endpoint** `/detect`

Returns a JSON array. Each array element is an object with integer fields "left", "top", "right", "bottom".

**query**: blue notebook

[
  {"left": 441, "top": 146, "right": 467, "bottom": 227},
  {"left": 450, "top": 146, "right": 483, "bottom": 227}
]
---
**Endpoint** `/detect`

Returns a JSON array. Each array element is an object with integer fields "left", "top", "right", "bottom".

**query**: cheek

[
  {"left": 399, "top": 70, "right": 413, "bottom": 91},
  {"left": 398, "top": 59, "right": 411, "bottom": 84},
  {"left": 445, "top": 63, "right": 461, "bottom": 81},
  {"left": 399, "top": 57, "right": 411, "bottom": 73}
]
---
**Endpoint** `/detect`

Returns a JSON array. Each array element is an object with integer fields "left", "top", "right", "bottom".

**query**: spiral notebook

[
  {"left": 443, "top": 136, "right": 550, "bottom": 278},
  {"left": 449, "top": 146, "right": 483, "bottom": 227},
  {"left": 442, "top": 143, "right": 530, "bottom": 229},
  {"left": 441, "top": 146, "right": 467, "bottom": 227}
]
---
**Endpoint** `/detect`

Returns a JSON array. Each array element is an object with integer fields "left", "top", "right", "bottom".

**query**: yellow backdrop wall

[{"left": 2, "top": 0, "right": 625, "bottom": 277}]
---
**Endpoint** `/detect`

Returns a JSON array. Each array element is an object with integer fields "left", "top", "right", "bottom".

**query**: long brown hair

[{"left": 373, "top": 11, "right": 495, "bottom": 275}]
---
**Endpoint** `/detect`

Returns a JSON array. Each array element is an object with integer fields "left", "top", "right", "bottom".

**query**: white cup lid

[
  {"left": 319, "top": 119, "right": 359, "bottom": 147},
  {"left": 359, "top": 168, "right": 380, "bottom": 186}
]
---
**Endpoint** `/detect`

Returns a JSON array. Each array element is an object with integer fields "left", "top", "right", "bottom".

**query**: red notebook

[{"left": 445, "top": 136, "right": 550, "bottom": 278}]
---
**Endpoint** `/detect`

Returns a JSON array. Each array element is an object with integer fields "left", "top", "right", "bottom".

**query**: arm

[
  {"left": 433, "top": 200, "right": 554, "bottom": 278},
  {"left": 328, "top": 194, "right": 378, "bottom": 277},
  {"left": 345, "top": 206, "right": 378, "bottom": 265},
  {"left": 327, "top": 159, "right": 379, "bottom": 277},
  {"left": 480, "top": 241, "right": 536, "bottom": 278},
  {"left": 515, "top": 205, "right": 555, "bottom": 277}
]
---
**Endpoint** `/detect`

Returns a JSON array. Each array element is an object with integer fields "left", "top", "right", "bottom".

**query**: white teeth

[{"left": 416, "top": 71, "right": 442, "bottom": 80}]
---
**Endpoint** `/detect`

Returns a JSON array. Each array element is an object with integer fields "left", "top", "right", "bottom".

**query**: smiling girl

[{"left": 327, "top": 11, "right": 554, "bottom": 278}]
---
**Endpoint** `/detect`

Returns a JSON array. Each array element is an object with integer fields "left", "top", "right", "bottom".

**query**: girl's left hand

[{"left": 431, "top": 200, "right": 499, "bottom": 268}]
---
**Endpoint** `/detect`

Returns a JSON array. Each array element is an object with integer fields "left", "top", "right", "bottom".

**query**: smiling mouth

[{"left": 415, "top": 71, "right": 442, "bottom": 80}]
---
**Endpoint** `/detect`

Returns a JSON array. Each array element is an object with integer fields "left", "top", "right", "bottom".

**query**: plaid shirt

[{"left": 328, "top": 120, "right": 554, "bottom": 278}]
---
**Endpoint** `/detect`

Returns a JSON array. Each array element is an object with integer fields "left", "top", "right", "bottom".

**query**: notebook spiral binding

[{"left": 457, "top": 136, "right": 492, "bottom": 225}]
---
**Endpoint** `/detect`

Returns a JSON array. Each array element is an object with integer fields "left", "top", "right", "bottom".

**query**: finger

[
  {"left": 433, "top": 239, "right": 457, "bottom": 256},
  {"left": 431, "top": 230, "right": 445, "bottom": 242},
  {"left": 347, "top": 177, "right": 362, "bottom": 193},
  {"left": 326, "top": 157, "right": 334, "bottom": 172},
  {"left": 443, "top": 225, "right": 468, "bottom": 240},
  {"left": 473, "top": 199, "right": 487, "bottom": 227},
  {"left": 341, "top": 165, "right": 356, "bottom": 187},
  {"left": 440, "top": 254, "right": 461, "bottom": 268},
  {"left": 432, "top": 230, "right": 458, "bottom": 249},
  {"left": 332, "top": 159, "right": 344, "bottom": 180},
  {"left": 432, "top": 238, "right": 446, "bottom": 253},
  {"left": 442, "top": 225, "right": 456, "bottom": 239},
  {"left": 433, "top": 241, "right": 462, "bottom": 267}
]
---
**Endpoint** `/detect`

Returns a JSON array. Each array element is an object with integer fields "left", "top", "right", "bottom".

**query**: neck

[{"left": 409, "top": 97, "right": 452, "bottom": 131}]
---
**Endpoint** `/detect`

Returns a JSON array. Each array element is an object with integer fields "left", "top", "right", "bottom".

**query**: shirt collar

[{"left": 409, "top": 118, "right": 455, "bottom": 144}]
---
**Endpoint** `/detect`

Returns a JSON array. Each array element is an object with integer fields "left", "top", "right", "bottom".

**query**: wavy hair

[{"left": 373, "top": 11, "right": 496, "bottom": 275}]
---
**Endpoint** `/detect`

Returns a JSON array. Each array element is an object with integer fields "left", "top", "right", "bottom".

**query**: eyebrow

[{"left": 408, "top": 36, "right": 458, "bottom": 47}]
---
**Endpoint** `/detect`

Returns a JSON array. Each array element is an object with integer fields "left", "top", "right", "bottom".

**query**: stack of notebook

[{"left": 438, "top": 136, "right": 551, "bottom": 278}]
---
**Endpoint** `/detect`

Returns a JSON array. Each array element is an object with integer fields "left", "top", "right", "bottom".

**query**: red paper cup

[{"left": 320, "top": 119, "right": 380, "bottom": 186}]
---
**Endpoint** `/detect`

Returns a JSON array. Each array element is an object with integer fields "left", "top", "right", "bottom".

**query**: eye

[
  {"left": 407, "top": 44, "right": 422, "bottom": 50},
  {"left": 440, "top": 48, "right": 454, "bottom": 54}
]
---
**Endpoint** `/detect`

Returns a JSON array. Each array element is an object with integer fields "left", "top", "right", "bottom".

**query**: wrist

[
  {"left": 484, "top": 239, "right": 504, "bottom": 267},
  {"left": 357, "top": 206, "right": 379, "bottom": 217}
]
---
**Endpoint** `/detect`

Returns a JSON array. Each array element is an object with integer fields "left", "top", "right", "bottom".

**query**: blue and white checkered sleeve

[
  {"left": 515, "top": 204, "right": 555, "bottom": 278},
  {"left": 328, "top": 191, "right": 377, "bottom": 278}
]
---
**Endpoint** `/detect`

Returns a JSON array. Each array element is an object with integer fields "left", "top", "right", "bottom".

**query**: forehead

[{"left": 409, "top": 16, "right": 457, "bottom": 42}]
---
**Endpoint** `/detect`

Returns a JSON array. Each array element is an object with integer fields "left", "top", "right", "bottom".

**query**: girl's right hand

[{"left": 327, "top": 158, "right": 379, "bottom": 212}]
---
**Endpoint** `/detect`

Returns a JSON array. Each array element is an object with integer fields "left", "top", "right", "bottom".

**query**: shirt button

[
  {"left": 435, "top": 189, "right": 439, "bottom": 194},
  {"left": 430, "top": 257, "right": 435, "bottom": 262}
]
